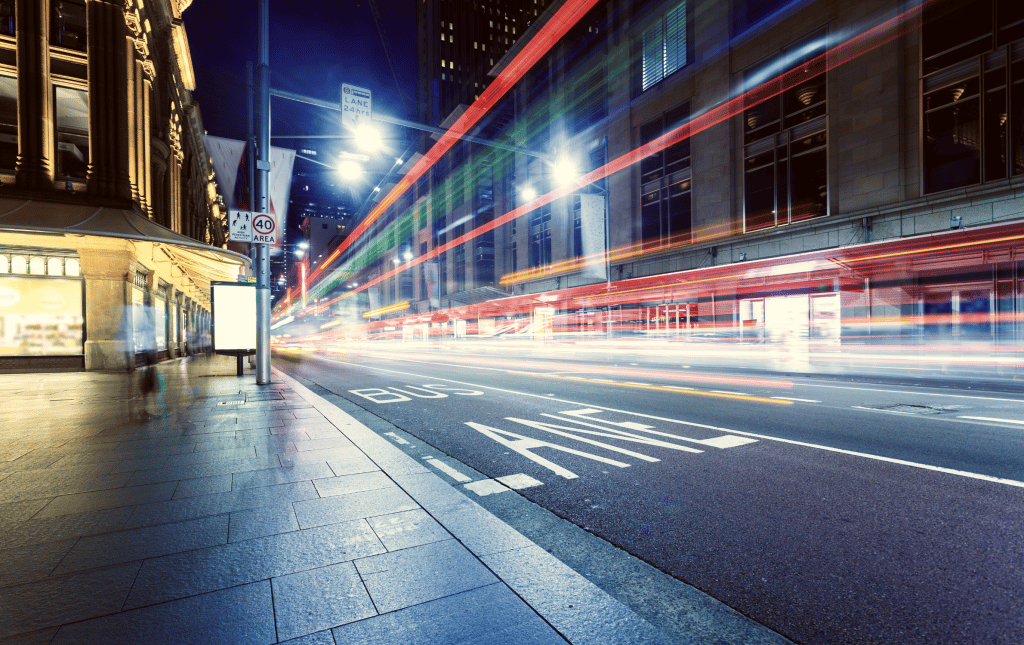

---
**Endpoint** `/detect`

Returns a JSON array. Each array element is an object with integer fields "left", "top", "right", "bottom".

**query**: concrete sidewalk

[{"left": 0, "top": 355, "right": 676, "bottom": 644}]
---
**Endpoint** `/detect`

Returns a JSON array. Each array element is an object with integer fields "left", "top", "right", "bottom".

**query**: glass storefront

[{"left": 0, "top": 276, "right": 84, "bottom": 356}]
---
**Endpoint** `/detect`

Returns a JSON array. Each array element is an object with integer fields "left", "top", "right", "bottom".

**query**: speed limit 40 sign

[
  {"left": 251, "top": 213, "right": 277, "bottom": 244},
  {"left": 229, "top": 210, "right": 277, "bottom": 244}
]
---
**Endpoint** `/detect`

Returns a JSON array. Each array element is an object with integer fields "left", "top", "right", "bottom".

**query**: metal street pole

[{"left": 255, "top": 0, "right": 271, "bottom": 385}]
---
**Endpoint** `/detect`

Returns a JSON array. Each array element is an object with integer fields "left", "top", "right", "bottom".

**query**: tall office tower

[{"left": 417, "top": 0, "right": 555, "bottom": 128}]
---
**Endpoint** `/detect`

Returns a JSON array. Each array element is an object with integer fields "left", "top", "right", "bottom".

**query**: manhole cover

[{"left": 874, "top": 404, "right": 964, "bottom": 415}]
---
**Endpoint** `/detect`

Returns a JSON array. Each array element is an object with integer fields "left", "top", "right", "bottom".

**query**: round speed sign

[{"left": 252, "top": 214, "right": 276, "bottom": 236}]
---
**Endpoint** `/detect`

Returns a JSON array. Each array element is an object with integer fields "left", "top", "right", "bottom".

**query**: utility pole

[{"left": 254, "top": 0, "right": 271, "bottom": 384}]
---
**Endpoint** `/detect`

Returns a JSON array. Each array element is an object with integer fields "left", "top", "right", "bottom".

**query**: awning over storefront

[{"left": 0, "top": 197, "right": 250, "bottom": 307}]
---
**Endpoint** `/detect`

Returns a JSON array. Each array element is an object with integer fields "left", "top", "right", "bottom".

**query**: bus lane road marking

[{"left": 327, "top": 359, "right": 1024, "bottom": 490}]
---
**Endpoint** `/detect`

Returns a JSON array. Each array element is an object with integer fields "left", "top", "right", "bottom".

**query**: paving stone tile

[
  {"left": 229, "top": 504, "right": 299, "bottom": 542},
  {"left": 0, "top": 539, "right": 76, "bottom": 587},
  {"left": 125, "top": 480, "right": 319, "bottom": 529},
  {"left": 0, "top": 562, "right": 141, "bottom": 639},
  {"left": 432, "top": 501, "right": 535, "bottom": 557},
  {"left": 278, "top": 446, "right": 375, "bottom": 471},
  {"left": 125, "top": 519, "right": 384, "bottom": 608},
  {"left": 232, "top": 462, "right": 335, "bottom": 490},
  {"left": 0, "top": 506, "right": 135, "bottom": 550},
  {"left": 330, "top": 584, "right": 565, "bottom": 645},
  {"left": 272, "top": 561, "right": 376, "bottom": 640},
  {"left": 125, "top": 457, "right": 278, "bottom": 486},
  {"left": 163, "top": 446, "right": 257, "bottom": 467},
  {"left": 173, "top": 473, "right": 233, "bottom": 499},
  {"left": 0, "top": 626, "right": 60, "bottom": 644},
  {"left": 288, "top": 437, "right": 355, "bottom": 453},
  {"left": 0, "top": 468, "right": 132, "bottom": 503},
  {"left": 49, "top": 581, "right": 276, "bottom": 645},
  {"left": 314, "top": 472, "right": 394, "bottom": 498},
  {"left": 366, "top": 509, "right": 452, "bottom": 552},
  {"left": 303, "top": 426, "right": 347, "bottom": 440},
  {"left": 294, "top": 486, "right": 418, "bottom": 529},
  {"left": 482, "top": 545, "right": 675, "bottom": 645},
  {"left": 34, "top": 482, "right": 178, "bottom": 519},
  {"left": 354, "top": 539, "right": 498, "bottom": 614},
  {"left": 110, "top": 456, "right": 169, "bottom": 473},
  {"left": 53, "top": 514, "right": 229, "bottom": 574},
  {"left": 278, "top": 630, "right": 336, "bottom": 645},
  {"left": 0, "top": 499, "right": 50, "bottom": 527}
]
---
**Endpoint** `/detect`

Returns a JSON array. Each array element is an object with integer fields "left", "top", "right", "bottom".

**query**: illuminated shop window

[
  {"left": 65, "top": 258, "right": 80, "bottom": 276},
  {"left": 10, "top": 255, "right": 25, "bottom": 273},
  {"left": 48, "top": 258, "right": 63, "bottom": 276},
  {"left": 29, "top": 257, "right": 44, "bottom": 275},
  {"left": 0, "top": 254, "right": 7, "bottom": 273}
]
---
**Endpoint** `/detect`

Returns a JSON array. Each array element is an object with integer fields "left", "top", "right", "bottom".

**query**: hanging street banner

[
  {"left": 341, "top": 84, "right": 372, "bottom": 128},
  {"left": 204, "top": 135, "right": 295, "bottom": 255}
]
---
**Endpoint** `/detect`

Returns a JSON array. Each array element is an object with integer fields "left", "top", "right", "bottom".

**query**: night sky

[{"left": 184, "top": 0, "right": 418, "bottom": 142}]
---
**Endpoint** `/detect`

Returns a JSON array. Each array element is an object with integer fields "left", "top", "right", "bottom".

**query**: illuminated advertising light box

[
  {"left": 0, "top": 276, "right": 84, "bottom": 356},
  {"left": 211, "top": 281, "right": 256, "bottom": 353}
]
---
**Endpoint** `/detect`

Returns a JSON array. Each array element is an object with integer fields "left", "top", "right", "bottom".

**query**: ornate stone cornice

[{"left": 142, "top": 59, "right": 156, "bottom": 81}]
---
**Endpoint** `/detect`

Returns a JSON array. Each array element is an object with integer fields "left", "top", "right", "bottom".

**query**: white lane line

[
  {"left": 496, "top": 473, "right": 544, "bottom": 489},
  {"left": 771, "top": 396, "right": 821, "bottom": 403},
  {"left": 384, "top": 432, "right": 410, "bottom": 445},
  {"left": 665, "top": 385, "right": 695, "bottom": 390},
  {"left": 464, "top": 479, "right": 509, "bottom": 496},
  {"left": 325, "top": 359, "right": 1024, "bottom": 490},
  {"left": 710, "top": 390, "right": 747, "bottom": 396},
  {"left": 852, "top": 406, "right": 919, "bottom": 415},
  {"left": 959, "top": 416, "right": 1024, "bottom": 425},
  {"left": 798, "top": 382, "right": 1024, "bottom": 403},
  {"left": 423, "top": 457, "right": 472, "bottom": 482}
]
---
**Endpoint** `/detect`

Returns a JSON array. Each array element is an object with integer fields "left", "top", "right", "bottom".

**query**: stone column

[
  {"left": 86, "top": 0, "right": 133, "bottom": 201},
  {"left": 15, "top": 0, "right": 54, "bottom": 189},
  {"left": 78, "top": 240, "right": 136, "bottom": 371}
]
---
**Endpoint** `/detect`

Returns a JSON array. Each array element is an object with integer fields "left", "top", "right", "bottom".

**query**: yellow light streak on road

[{"left": 508, "top": 372, "right": 794, "bottom": 405}]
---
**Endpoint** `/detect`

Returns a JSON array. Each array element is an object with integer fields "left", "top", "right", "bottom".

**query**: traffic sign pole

[{"left": 255, "top": 0, "right": 271, "bottom": 385}]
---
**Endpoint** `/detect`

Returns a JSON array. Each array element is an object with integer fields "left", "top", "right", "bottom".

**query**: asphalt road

[{"left": 274, "top": 345, "right": 1024, "bottom": 645}]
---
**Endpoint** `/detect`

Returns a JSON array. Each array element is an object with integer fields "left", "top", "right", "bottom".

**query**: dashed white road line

[
  {"left": 384, "top": 432, "right": 410, "bottom": 445},
  {"left": 710, "top": 390, "right": 747, "bottom": 395},
  {"left": 771, "top": 396, "right": 821, "bottom": 403},
  {"left": 959, "top": 416, "right": 1024, "bottom": 425},
  {"left": 423, "top": 456, "right": 472, "bottom": 482}
]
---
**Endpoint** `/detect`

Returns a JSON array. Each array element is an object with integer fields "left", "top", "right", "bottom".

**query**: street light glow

[
  {"left": 337, "top": 159, "right": 363, "bottom": 181},
  {"left": 354, "top": 124, "right": 382, "bottom": 152},
  {"left": 552, "top": 157, "right": 577, "bottom": 186},
  {"left": 520, "top": 185, "right": 537, "bottom": 201}
]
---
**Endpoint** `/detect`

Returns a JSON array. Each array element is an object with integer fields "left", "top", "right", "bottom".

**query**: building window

[
  {"left": 0, "top": 75, "right": 15, "bottom": 173},
  {"left": 454, "top": 246, "right": 465, "bottom": 292},
  {"left": 52, "top": 0, "right": 87, "bottom": 52},
  {"left": 743, "top": 31, "right": 828, "bottom": 232},
  {"left": 922, "top": 0, "right": 1024, "bottom": 193},
  {"left": 640, "top": 103, "right": 691, "bottom": 245},
  {"left": 511, "top": 240, "right": 517, "bottom": 273},
  {"left": 0, "top": 1, "right": 12, "bottom": 39},
  {"left": 640, "top": 1, "right": 688, "bottom": 92},
  {"left": 529, "top": 204, "right": 551, "bottom": 267},
  {"left": 55, "top": 86, "right": 89, "bottom": 181}
]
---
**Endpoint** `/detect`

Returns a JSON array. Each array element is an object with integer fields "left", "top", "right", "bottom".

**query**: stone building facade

[{"left": 0, "top": 0, "right": 248, "bottom": 372}]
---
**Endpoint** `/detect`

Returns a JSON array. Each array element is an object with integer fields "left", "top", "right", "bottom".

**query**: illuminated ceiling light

[
  {"left": 337, "top": 159, "right": 363, "bottom": 181},
  {"left": 403, "top": 250, "right": 413, "bottom": 261},
  {"left": 520, "top": 185, "right": 537, "bottom": 201},
  {"left": 353, "top": 124, "right": 382, "bottom": 152}
]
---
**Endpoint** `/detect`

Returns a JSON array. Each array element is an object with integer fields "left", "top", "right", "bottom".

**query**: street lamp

[
  {"left": 337, "top": 159, "right": 363, "bottom": 181},
  {"left": 353, "top": 123, "right": 382, "bottom": 152}
]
